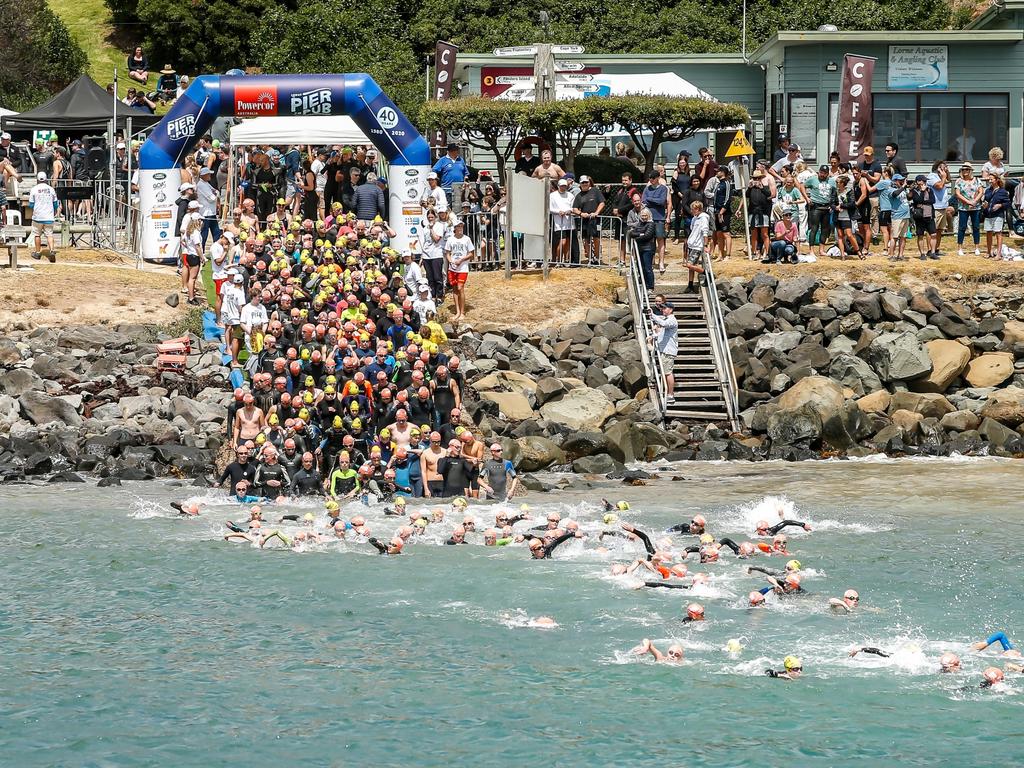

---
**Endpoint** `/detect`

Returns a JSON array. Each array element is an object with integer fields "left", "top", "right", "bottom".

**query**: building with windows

[{"left": 451, "top": 2, "right": 1024, "bottom": 172}]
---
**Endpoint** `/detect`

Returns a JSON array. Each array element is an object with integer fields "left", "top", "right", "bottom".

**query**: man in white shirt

[
  {"left": 549, "top": 177, "right": 574, "bottom": 263},
  {"left": 239, "top": 290, "right": 269, "bottom": 363},
  {"left": 196, "top": 167, "right": 220, "bottom": 249},
  {"left": 422, "top": 172, "right": 448, "bottom": 213},
  {"left": 402, "top": 250, "right": 424, "bottom": 296},
  {"left": 220, "top": 272, "right": 246, "bottom": 367},
  {"left": 769, "top": 144, "right": 803, "bottom": 181},
  {"left": 28, "top": 172, "right": 58, "bottom": 262},
  {"left": 209, "top": 231, "right": 235, "bottom": 317},
  {"left": 444, "top": 219, "right": 474, "bottom": 321},
  {"left": 412, "top": 280, "right": 436, "bottom": 325}
]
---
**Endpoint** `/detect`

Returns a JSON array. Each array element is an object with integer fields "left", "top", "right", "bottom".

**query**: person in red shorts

[{"left": 444, "top": 218, "right": 473, "bottom": 321}]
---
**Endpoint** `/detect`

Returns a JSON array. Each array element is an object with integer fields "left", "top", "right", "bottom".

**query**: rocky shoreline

[{"left": 1, "top": 274, "right": 1022, "bottom": 488}]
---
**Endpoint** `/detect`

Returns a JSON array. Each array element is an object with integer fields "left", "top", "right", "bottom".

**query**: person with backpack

[{"left": 910, "top": 175, "right": 938, "bottom": 261}]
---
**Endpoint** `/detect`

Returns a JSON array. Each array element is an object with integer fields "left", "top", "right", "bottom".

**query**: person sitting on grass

[{"left": 127, "top": 46, "right": 149, "bottom": 84}]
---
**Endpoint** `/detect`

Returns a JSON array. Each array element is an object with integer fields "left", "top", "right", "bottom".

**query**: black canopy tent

[{"left": 0, "top": 75, "right": 160, "bottom": 133}]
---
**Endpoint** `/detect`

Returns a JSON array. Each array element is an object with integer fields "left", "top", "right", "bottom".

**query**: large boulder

[
  {"left": 979, "top": 386, "right": 1024, "bottom": 427},
  {"left": 18, "top": 391, "right": 83, "bottom": 426},
  {"left": 572, "top": 454, "right": 621, "bottom": 474},
  {"left": 889, "top": 391, "right": 955, "bottom": 419},
  {"left": 515, "top": 436, "right": 565, "bottom": 472},
  {"left": 534, "top": 377, "right": 567, "bottom": 406},
  {"left": 0, "top": 368, "right": 44, "bottom": 396},
  {"left": 856, "top": 389, "right": 891, "bottom": 414},
  {"left": 774, "top": 276, "right": 818, "bottom": 307},
  {"left": 724, "top": 303, "right": 766, "bottom": 338},
  {"left": 911, "top": 339, "right": 971, "bottom": 393},
  {"left": 864, "top": 332, "right": 932, "bottom": 382},
  {"left": 118, "top": 395, "right": 168, "bottom": 420},
  {"left": 479, "top": 391, "right": 534, "bottom": 421},
  {"left": 931, "top": 306, "right": 978, "bottom": 338},
  {"left": 754, "top": 331, "right": 802, "bottom": 357},
  {"left": 0, "top": 338, "right": 23, "bottom": 367},
  {"left": 767, "top": 404, "right": 822, "bottom": 445},
  {"left": 940, "top": 409, "right": 981, "bottom": 432},
  {"left": 473, "top": 370, "right": 537, "bottom": 397},
  {"left": 604, "top": 420, "right": 647, "bottom": 464},
  {"left": 822, "top": 400, "right": 873, "bottom": 450},
  {"left": 561, "top": 431, "right": 611, "bottom": 461},
  {"left": 964, "top": 353, "right": 1014, "bottom": 388},
  {"left": 777, "top": 375, "right": 845, "bottom": 421},
  {"left": 828, "top": 353, "right": 883, "bottom": 397},
  {"left": 1002, "top": 320, "right": 1024, "bottom": 348},
  {"left": 539, "top": 387, "right": 614, "bottom": 431}
]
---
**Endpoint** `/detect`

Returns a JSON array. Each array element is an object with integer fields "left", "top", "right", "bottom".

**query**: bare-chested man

[
  {"left": 532, "top": 149, "right": 564, "bottom": 185},
  {"left": 388, "top": 409, "right": 414, "bottom": 450},
  {"left": 420, "top": 430, "right": 446, "bottom": 498},
  {"left": 233, "top": 393, "right": 265, "bottom": 446},
  {"left": 459, "top": 430, "right": 486, "bottom": 498}
]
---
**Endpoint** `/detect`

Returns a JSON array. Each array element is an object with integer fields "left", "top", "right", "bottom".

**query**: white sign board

[
  {"left": 493, "top": 46, "right": 538, "bottom": 57},
  {"left": 888, "top": 45, "right": 948, "bottom": 90},
  {"left": 507, "top": 172, "right": 548, "bottom": 237},
  {"left": 555, "top": 61, "right": 585, "bottom": 72},
  {"left": 551, "top": 44, "right": 585, "bottom": 54}
]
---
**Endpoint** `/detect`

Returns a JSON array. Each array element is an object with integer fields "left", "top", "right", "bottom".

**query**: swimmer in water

[
  {"left": 980, "top": 667, "right": 1005, "bottom": 688},
  {"left": 602, "top": 499, "right": 630, "bottom": 512},
  {"left": 445, "top": 526, "right": 468, "bottom": 545},
  {"left": 619, "top": 522, "right": 656, "bottom": 560},
  {"left": 666, "top": 514, "right": 706, "bottom": 535},
  {"left": 170, "top": 501, "right": 201, "bottom": 516},
  {"left": 527, "top": 529, "right": 581, "bottom": 559},
  {"left": 223, "top": 519, "right": 263, "bottom": 543},
  {"left": 231, "top": 480, "right": 267, "bottom": 504},
  {"left": 748, "top": 591, "right": 766, "bottom": 606},
  {"left": 681, "top": 602, "right": 705, "bottom": 623},
  {"left": 828, "top": 589, "right": 860, "bottom": 613},
  {"left": 755, "top": 518, "right": 812, "bottom": 536},
  {"left": 757, "top": 572, "right": 804, "bottom": 598},
  {"left": 632, "top": 638, "right": 684, "bottom": 663},
  {"left": 384, "top": 497, "right": 407, "bottom": 516},
  {"left": 765, "top": 656, "right": 802, "bottom": 680},
  {"left": 369, "top": 536, "right": 404, "bottom": 555},
  {"left": 972, "top": 631, "right": 1021, "bottom": 658},
  {"left": 746, "top": 559, "right": 801, "bottom": 581},
  {"left": 225, "top": 506, "right": 264, "bottom": 533}
]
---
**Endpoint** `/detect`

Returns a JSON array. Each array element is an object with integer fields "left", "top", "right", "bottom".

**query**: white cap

[
  {"left": 427, "top": 172, "right": 438, "bottom": 180},
  {"left": 199, "top": 166, "right": 213, "bottom": 175},
  {"left": 116, "top": 142, "right": 126, "bottom": 149},
  {"left": 37, "top": 172, "right": 47, "bottom": 181},
  {"left": 232, "top": 273, "right": 244, "bottom": 283},
  {"left": 223, "top": 232, "right": 236, "bottom": 243},
  {"left": 187, "top": 200, "right": 200, "bottom": 209},
  {"left": 557, "top": 178, "right": 568, "bottom": 186},
  {"left": 417, "top": 280, "right": 429, "bottom": 292},
  {"left": 579, "top": 175, "right": 591, "bottom": 183},
  {"left": 0, "top": 133, "right": 10, "bottom": 140},
  {"left": 178, "top": 183, "right": 194, "bottom": 192}
]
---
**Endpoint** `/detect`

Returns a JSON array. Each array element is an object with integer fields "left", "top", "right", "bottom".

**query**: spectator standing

[
  {"left": 180, "top": 215, "right": 204, "bottom": 305},
  {"left": 670, "top": 153, "right": 692, "bottom": 243},
  {"left": 800, "top": 165, "right": 837, "bottom": 259},
  {"left": 628, "top": 206, "right": 656, "bottom": 289},
  {"left": 422, "top": 172, "right": 448, "bottom": 212},
  {"left": 220, "top": 272, "right": 246, "bottom": 366},
  {"left": 197, "top": 167, "right": 220, "bottom": 248},
  {"left": 572, "top": 175, "right": 605, "bottom": 265},
  {"left": 641, "top": 170, "right": 669, "bottom": 274},
  {"left": 927, "top": 160, "right": 951, "bottom": 257},
  {"left": 432, "top": 143, "right": 467, "bottom": 201},
  {"left": 127, "top": 47, "right": 149, "bottom": 84},
  {"left": 685, "top": 201, "right": 710, "bottom": 292},
  {"left": 910, "top": 175, "right": 938, "bottom": 260},
  {"left": 532, "top": 150, "right": 564, "bottom": 184},
  {"left": 514, "top": 145, "right": 541, "bottom": 176},
  {"left": 857, "top": 146, "right": 883, "bottom": 236},
  {"left": 888, "top": 174, "right": 911, "bottom": 261},
  {"left": 711, "top": 167, "right": 734, "bottom": 261},
  {"left": 549, "top": 178, "right": 574, "bottom": 263},
  {"left": 884, "top": 143, "right": 908, "bottom": 178},
  {"left": 649, "top": 303, "right": 678, "bottom": 405},
  {"left": 982, "top": 147, "right": 1007, "bottom": 181},
  {"left": 745, "top": 170, "right": 772, "bottom": 260},
  {"left": 353, "top": 173, "right": 386, "bottom": 220},
  {"left": 982, "top": 175, "right": 1010, "bottom": 258},
  {"left": 420, "top": 209, "right": 446, "bottom": 300},
  {"left": 773, "top": 134, "right": 791, "bottom": 162},
  {"left": 954, "top": 163, "right": 983, "bottom": 256},
  {"left": 28, "top": 171, "right": 57, "bottom": 262},
  {"left": 444, "top": 219, "right": 473, "bottom": 321}
]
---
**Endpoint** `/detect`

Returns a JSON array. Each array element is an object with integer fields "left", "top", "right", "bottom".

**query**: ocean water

[{"left": 2, "top": 458, "right": 1022, "bottom": 767}]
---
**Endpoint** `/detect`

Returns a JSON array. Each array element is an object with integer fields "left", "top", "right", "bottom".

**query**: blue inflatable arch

[{"left": 137, "top": 73, "right": 431, "bottom": 260}]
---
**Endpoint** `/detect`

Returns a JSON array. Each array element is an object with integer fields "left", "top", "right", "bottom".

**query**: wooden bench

[{"left": 2, "top": 226, "right": 30, "bottom": 268}]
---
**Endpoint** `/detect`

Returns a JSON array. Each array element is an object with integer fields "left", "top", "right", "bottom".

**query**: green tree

[
  {"left": 256, "top": 0, "right": 422, "bottom": 116},
  {"left": 419, "top": 98, "right": 530, "bottom": 178},
  {"left": 607, "top": 95, "right": 749, "bottom": 173},
  {"left": 0, "top": 0, "right": 87, "bottom": 111}
]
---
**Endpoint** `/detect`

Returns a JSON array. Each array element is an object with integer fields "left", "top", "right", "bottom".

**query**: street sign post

[
  {"left": 551, "top": 44, "right": 585, "bottom": 54},
  {"left": 493, "top": 46, "right": 538, "bottom": 57}
]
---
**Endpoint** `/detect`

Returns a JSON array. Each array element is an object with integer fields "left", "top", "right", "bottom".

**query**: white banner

[
  {"left": 139, "top": 168, "right": 182, "bottom": 263},
  {"left": 390, "top": 165, "right": 431, "bottom": 254}
]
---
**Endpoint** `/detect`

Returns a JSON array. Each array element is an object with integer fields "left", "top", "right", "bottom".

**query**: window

[{"left": 869, "top": 93, "right": 1008, "bottom": 163}]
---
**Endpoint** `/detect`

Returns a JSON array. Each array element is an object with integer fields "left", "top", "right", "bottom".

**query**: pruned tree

[{"left": 419, "top": 97, "right": 530, "bottom": 178}]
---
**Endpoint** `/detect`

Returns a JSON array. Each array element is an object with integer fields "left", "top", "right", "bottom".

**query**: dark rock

[
  {"left": 18, "top": 391, "right": 83, "bottom": 426},
  {"left": 48, "top": 471, "right": 85, "bottom": 483},
  {"left": 774, "top": 276, "right": 819, "bottom": 307},
  {"left": 979, "top": 417, "right": 1019, "bottom": 449},
  {"left": 788, "top": 343, "right": 831, "bottom": 369},
  {"left": 151, "top": 444, "right": 215, "bottom": 475},
  {"left": 594, "top": 321, "right": 628, "bottom": 341},
  {"left": 165, "top": 293, "right": 180, "bottom": 308},
  {"left": 664, "top": 449, "right": 696, "bottom": 461},
  {"left": 979, "top": 316, "right": 1005, "bottom": 335},
  {"left": 798, "top": 303, "right": 837, "bottom": 321},
  {"left": 572, "top": 454, "right": 623, "bottom": 474},
  {"left": 695, "top": 440, "right": 730, "bottom": 460},
  {"left": 932, "top": 307, "right": 978, "bottom": 338},
  {"left": 621, "top": 365, "right": 647, "bottom": 396},
  {"left": 604, "top": 420, "right": 647, "bottom": 464},
  {"left": 535, "top": 377, "right": 567, "bottom": 406},
  {"left": 864, "top": 332, "right": 932, "bottom": 382},
  {"left": 115, "top": 466, "right": 156, "bottom": 480},
  {"left": 821, "top": 400, "right": 872, "bottom": 450},
  {"left": 97, "top": 476, "right": 123, "bottom": 487},
  {"left": 851, "top": 292, "right": 882, "bottom": 322},
  {"left": 738, "top": 389, "right": 772, "bottom": 409},
  {"left": 515, "top": 436, "right": 565, "bottom": 471},
  {"left": 727, "top": 439, "right": 756, "bottom": 460},
  {"left": 828, "top": 353, "right": 884, "bottom": 396},
  {"left": 838, "top": 312, "right": 864, "bottom": 336},
  {"left": 561, "top": 431, "right": 611, "bottom": 461},
  {"left": 879, "top": 292, "right": 909, "bottom": 320},
  {"left": 725, "top": 303, "right": 766, "bottom": 338},
  {"left": 0, "top": 368, "right": 44, "bottom": 396},
  {"left": 767, "top": 404, "right": 823, "bottom": 445},
  {"left": 23, "top": 453, "right": 53, "bottom": 475}
]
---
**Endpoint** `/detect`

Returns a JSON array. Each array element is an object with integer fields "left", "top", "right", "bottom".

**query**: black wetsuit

[
  {"left": 438, "top": 455, "right": 474, "bottom": 498},
  {"left": 718, "top": 537, "right": 741, "bottom": 554},
  {"left": 764, "top": 520, "right": 808, "bottom": 535},
  {"left": 218, "top": 460, "right": 257, "bottom": 490},
  {"left": 369, "top": 537, "right": 400, "bottom": 554},
  {"left": 857, "top": 647, "right": 890, "bottom": 658},
  {"left": 533, "top": 532, "right": 575, "bottom": 559},
  {"left": 254, "top": 462, "right": 291, "bottom": 497},
  {"left": 667, "top": 522, "right": 704, "bottom": 535},
  {"left": 748, "top": 565, "right": 788, "bottom": 581},
  {"left": 444, "top": 536, "right": 468, "bottom": 545},
  {"left": 643, "top": 581, "right": 690, "bottom": 589},
  {"left": 290, "top": 468, "right": 324, "bottom": 495},
  {"left": 628, "top": 528, "right": 656, "bottom": 560}
]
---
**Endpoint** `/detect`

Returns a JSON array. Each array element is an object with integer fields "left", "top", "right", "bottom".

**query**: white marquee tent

[{"left": 229, "top": 115, "right": 371, "bottom": 146}]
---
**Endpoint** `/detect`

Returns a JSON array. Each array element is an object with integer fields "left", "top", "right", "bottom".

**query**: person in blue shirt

[
  {"left": 887, "top": 174, "right": 911, "bottom": 261},
  {"left": 641, "top": 170, "right": 669, "bottom": 273},
  {"left": 431, "top": 143, "right": 467, "bottom": 200}
]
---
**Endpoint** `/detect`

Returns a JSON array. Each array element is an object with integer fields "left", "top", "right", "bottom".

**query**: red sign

[
  {"left": 836, "top": 55, "right": 876, "bottom": 162},
  {"left": 480, "top": 65, "right": 601, "bottom": 99},
  {"left": 234, "top": 84, "right": 278, "bottom": 117}
]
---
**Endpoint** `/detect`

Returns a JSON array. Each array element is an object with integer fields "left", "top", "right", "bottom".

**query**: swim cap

[
  {"left": 785, "top": 574, "right": 801, "bottom": 588},
  {"left": 452, "top": 498, "right": 468, "bottom": 508},
  {"left": 413, "top": 518, "right": 428, "bottom": 529},
  {"left": 395, "top": 497, "right": 406, "bottom": 506},
  {"left": 303, "top": 512, "right": 315, "bottom": 522},
  {"left": 843, "top": 589, "right": 859, "bottom": 601},
  {"left": 783, "top": 655, "right": 802, "bottom": 671},
  {"left": 749, "top": 591, "right": 765, "bottom": 605},
  {"left": 699, "top": 533, "right": 714, "bottom": 545},
  {"left": 686, "top": 603, "right": 704, "bottom": 618},
  {"left": 786, "top": 559, "right": 802, "bottom": 571},
  {"left": 325, "top": 501, "right": 339, "bottom": 512},
  {"left": 984, "top": 667, "right": 1004, "bottom": 684},
  {"left": 616, "top": 501, "right": 630, "bottom": 511},
  {"left": 939, "top": 652, "right": 961, "bottom": 671},
  {"left": 520, "top": 504, "right": 530, "bottom": 513},
  {"left": 756, "top": 519, "right": 770, "bottom": 532},
  {"left": 691, "top": 515, "right": 706, "bottom": 527},
  {"left": 603, "top": 513, "right": 618, "bottom": 525},
  {"left": 726, "top": 638, "right": 744, "bottom": 653}
]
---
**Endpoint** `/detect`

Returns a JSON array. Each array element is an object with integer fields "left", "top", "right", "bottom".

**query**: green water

[{"left": 2, "top": 458, "right": 1022, "bottom": 766}]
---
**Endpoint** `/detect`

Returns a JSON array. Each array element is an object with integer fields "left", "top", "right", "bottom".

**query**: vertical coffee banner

[
  {"left": 835, "top": 54, "right": 876, "bottom": 162},
  {"left": 432, "top": 41, "right": 459, "bottom": 150}
]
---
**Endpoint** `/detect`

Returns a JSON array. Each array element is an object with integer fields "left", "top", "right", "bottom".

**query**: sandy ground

[
  {"left": 0, "top": 248, "right": 182, "bottom": 330},
  {"left": 459, "top": 268, "right": 623, "bottom": 330}
]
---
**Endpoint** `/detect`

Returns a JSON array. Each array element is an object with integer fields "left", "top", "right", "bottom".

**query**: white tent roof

[
  {"left": 497, "top": 72, "right": 716, "bottom": 102},
  {"left": 0, "top": 107, "right": 16, "bottom": 117},
  {"left": 229, "top": 115, "right": 370, "bottom": 145}
]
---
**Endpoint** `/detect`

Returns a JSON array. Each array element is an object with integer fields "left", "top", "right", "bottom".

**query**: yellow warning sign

[{"left": 724, "top": 130, "right": 755, "bottom": 158}]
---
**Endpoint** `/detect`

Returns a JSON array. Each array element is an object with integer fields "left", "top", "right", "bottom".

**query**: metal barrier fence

[
  {"left": 625, "top": 237, "right": 666, "bottom": 418},
  {"left": 547, "top": 213, "right": 626, "bottom": 269}
]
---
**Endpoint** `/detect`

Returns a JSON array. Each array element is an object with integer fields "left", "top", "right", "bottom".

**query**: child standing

[{"left": 685, "top": 201, "right": 711, "bottom": 293}]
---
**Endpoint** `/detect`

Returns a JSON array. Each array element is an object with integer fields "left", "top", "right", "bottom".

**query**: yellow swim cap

[
  {"left": 452, "top": 498, "right": 468, "bottom": 508},
  {"left": 303, "top": 512, "right": 315, "bottom": 522},
  {"left": 325, "top": 501, "right": 340, "bottom": 512},
  {"left": 786, "top": 559, "right": 802, "bottom": 571},
  {"left": 784, "top": 655, "right": 802, "bottom": 671},
  {"left": 414, "top": 518, "right": 428, "bottom": 528},
  {"left": 699, "top": 533, "right": 715, "bottom": 545},
  {"left": 603, "top": 513, "right": 618, "bottom": 525},
  {"left": 616, "top": 501, "right": 631, "bottom": 511},
  {"left": 726, "top": 639, "right": 744, "bottom": 654}
]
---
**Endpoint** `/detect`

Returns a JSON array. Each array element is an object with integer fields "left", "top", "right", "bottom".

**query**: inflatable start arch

[{"left": 138, "top": 73, "right": 431, "bottom": 261}]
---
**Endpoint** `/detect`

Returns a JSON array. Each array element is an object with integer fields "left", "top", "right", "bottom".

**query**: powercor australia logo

[
  {"left": 290, "top": 89, "right": 333, "bottom": 115},
  {"left": 235, "top": 85, "right": 278, "bottom": 116}
]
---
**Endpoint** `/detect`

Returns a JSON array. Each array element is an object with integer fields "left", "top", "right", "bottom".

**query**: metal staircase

[{"left": 625, "top": 242, "right": 739, "bottom": 429}]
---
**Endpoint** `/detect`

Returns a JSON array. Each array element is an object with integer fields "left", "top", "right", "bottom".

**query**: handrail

[
  {"left": 700, "top": 254, "right": 741, "bottom": 430},
  {"left": 624, "top": 237, "right": 666, "bottom": 419}
]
